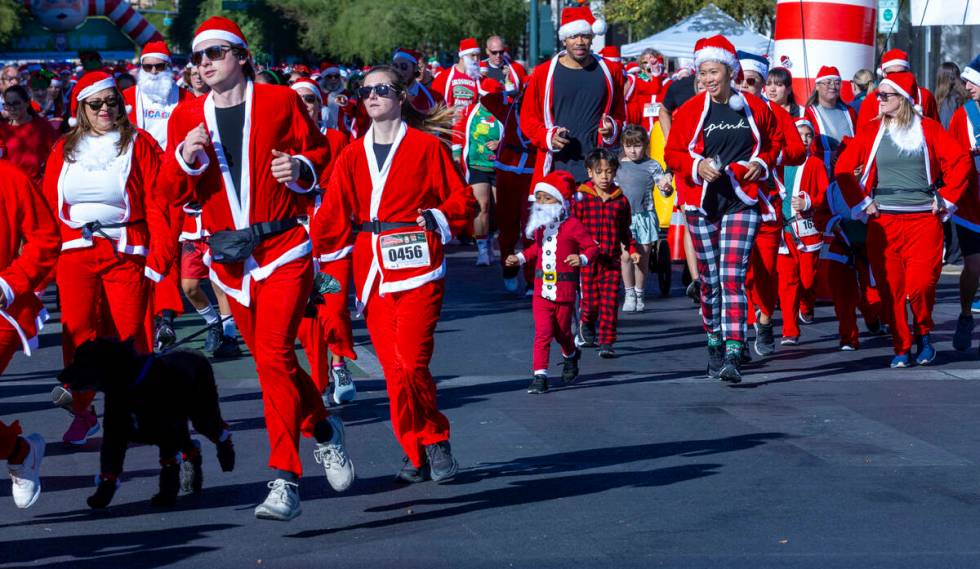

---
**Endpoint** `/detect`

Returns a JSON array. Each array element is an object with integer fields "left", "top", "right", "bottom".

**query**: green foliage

[
  {"left": 0, "top": 0, "right": 25, "bottom": 46},
  {"left": 605, "top": 0, "right": 774, "bottom": 39},
  {"left": 170, "top": 0, "right": 301, "bottom": 60}
]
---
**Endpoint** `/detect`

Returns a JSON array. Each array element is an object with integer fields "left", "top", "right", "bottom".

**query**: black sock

[
  {"left": 276, "top": 470, "right": 299, "bottom": 483},
  {"left": 313, "top": 419, "right": 333, "bottom": 444}
]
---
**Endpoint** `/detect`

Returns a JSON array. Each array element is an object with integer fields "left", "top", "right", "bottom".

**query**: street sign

[{"left": 878, "top": 0, "right": 899, "bottom": 34}]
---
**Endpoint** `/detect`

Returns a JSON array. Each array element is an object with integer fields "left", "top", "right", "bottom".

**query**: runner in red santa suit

[
  {"left": 431, "top": 37, "right": 483, "bottom": 162},
  {"left": 520, "top": 5, "right": 624, "bottom": 184},
  {"left": 948, "top": 55, "right": 980, "bottom": 355},
  {"left": 289, "top": 77, "right": 358, "bottom": 406},
  {"left": 45, "top": 71, "right": 175, "bottom": 445},
  {"left": 0, "top": 156, "right": 60, "bottom": 374},
  {"left": 312, "top": 65, "right": 475, "bottom": 484},
  {"left": 664, "top": 35, "right": 781, "bottom": 384},
  {"left": 392, "top": 48, "right": 440, "bottom": 116},
  {"left": 0, "top": 85, "right": 59, "bottom": 187},
  {"left": 835, "top": 72, "right": 973, "bottom": 368},
  {"left": 855, "top": 49, "right": 940, "bottom": 131},
  {"left": 158, "top": 17, "right": 353, "bottom": 522},
  {"left": 483, "top": 36, "right": 527, "bottom": 95}
]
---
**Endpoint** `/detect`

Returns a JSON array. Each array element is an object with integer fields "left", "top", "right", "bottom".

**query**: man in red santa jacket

[
  {"left": 855, "top": 49, "right": 940, "bottom": 131},
  {"left": 520, "top": 5, "right": 625, "bottom": 184},
  {"left": 430, "top": 37, "right": 483, "bottom": 160},
  {"left": 507, "top": 170, "right": 598, "bottom": 394},
  {"left": 157, "top": 16, "right": 353, "bottom": 522}
]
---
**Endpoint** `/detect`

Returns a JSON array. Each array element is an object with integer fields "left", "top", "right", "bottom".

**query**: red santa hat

[
  {"left": 558, "top": 6, "right": 607, "bottom": 41},
  {"left": 459, "top": 38, "right": 480, "bottom": 58},
  {"left": 879, "top": 71, "right": 923, "bottom": 113},
  {"left": 879, "top": 48, "right": 910, "bottom": 75},
  {"left": 815, "top": 65, "right": 841, "bottom": 82},
  {"left": 192, "top": 16, "right": 248, "bottom": 51},
  {"left": 68, "top": 71, "right": 117, "bottom": 127},
  {"left": 392, "top": 48, "right": 422, "bottom": 65},
  {"left": 599, "top": 46, "right": 621, "bottom": 63},
  {"left": 531, "top": 170, "right": 577, "bottom": 208},
  {"left": 140, "top": 40, "right": 172, "bottom": 63},
  {"left": 694, "top": 35, "right": 747, "bottom": 111},
  {"left": 290, "top": 78, "right": 322, "bottom": 103},
  {"left": 625, "top": 62, "right": 641, "bottom": 75}
]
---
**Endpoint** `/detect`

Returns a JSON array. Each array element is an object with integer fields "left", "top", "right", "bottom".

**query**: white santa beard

[
  {"left": 138, "top": 70, "right": 175, "bottom": 105},
  {"left": 525, "top": 203, "right": 565, "bottom": 239},
  {"left": 886, "top": 114, "right": 925, "bottom": 156},
  {"left": 463, "top": 58, "right": 482, "bottom": 82}
]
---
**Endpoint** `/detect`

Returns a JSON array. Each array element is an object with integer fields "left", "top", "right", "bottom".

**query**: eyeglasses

[
  {"left": 817, "top": 79, "right": 842, "bottom": 87},
  {"left": 190, "top": 45, "right": 233, "bottom": 66},
  {"left": 488, "top": 50, "right": 505, "bottom": 56},
  {"left": 742, "top": 77, "right": 758, "bottom": 87},
  {"left": 84, "top": 98, "right": 119, "bottom": 111},
  {"left": 875, "top": 91, "right": 901, "bottom": 101},
  {"left": 142, "top": 62, "right": 168, "bottom": 73},
  {"left": 300, "top": 94, "right": 319, "bottom": 104},
  {"left": 356, "top": 84, "right": 400, "bottom": 99}
]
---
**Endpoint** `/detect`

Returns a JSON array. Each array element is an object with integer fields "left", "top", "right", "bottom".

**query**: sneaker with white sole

[
  {"left": 254, "top": 479, "right": 301, "bottom": 521},
  {"left": 313, "top": 415, "right": 355, "bottom": 492},
  {"left": 62, "top": 406, "right": 99, "bottom": 445},
  {"left": 622, "top": 289, "right": 637, "bottom": 312},
  {"left": 331, "top": 364, "right": 356, "bottom": 405},
  {"left": 634, "top": 292, "right": 645, "bottom": 312},
  {"left": 9, "top": 433, "right": 44, "bottom": 509}
]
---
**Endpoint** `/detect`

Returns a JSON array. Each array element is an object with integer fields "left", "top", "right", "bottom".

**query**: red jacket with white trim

[
  {"left": 775, "top": 154, "right": 828, "bottom": 253},
  {"left": 519, "top": 216, "right": 598, "bottom": 302},
  {"left": 946, "top": 104, "right": 980, "bottom": 230},
  {"left": 479, "top": 90, "right": 536, "bottom": 176},
  {"left": 158, "top": 81, "right": 330, "bottom": 307},
  {"left": 856, "top": 86, "right": 940, "bottom": 132}
]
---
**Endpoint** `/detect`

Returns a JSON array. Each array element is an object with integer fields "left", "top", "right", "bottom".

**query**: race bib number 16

[{"left": 380, "top": 231, "right": 431, "bottom": 270}]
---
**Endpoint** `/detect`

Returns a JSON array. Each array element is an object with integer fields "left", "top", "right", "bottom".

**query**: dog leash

[{"left": 157, "top": 314, "right": 234, "bottom": 354}]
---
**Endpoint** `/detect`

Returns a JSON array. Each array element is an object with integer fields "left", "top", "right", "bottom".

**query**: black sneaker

[
  {"left": 212, "top": 335, "right": 242, "bottom": 359},
  {"left": 151, "top": 463, "right": 180, "bottom": 508},
  {"left": 866, "top": 320, "right": 889, "bottom": 336},
  {"left": 561, "top": 350, "right": 580, "bottom": 384},
  {"left": 798, "top": 311, "right": 815, "bottom": 325},
  {"left": 528, "top": 374, "right": 549, "bottom": 393},
  {"left": 686, "top": 279, "right": 701, "bottom": 304},
  {"left": 216, "top": 437, "right": 235, "bottom": 472},
  {"left": 395, "top": 456, "right": 429, "bottom": 484},
  {"left": 154, "top": 316, "right": 176, "bottom": 351},
  {"left": 753, "top": 321, "right": 775, "bottom": 356},
  {"left": 719, "top": 345, "right": 743, "bottom": 384},
  {"left": 739, "top": 344, "right": 752, "bottom": 366},
  {"left": 707, "top": 343, "right": 724, "bottom": 378},
  {"left": 425, "top": 441, "right": 458, "bottom": 483},
  {"left": 577, "top": 321, "right": 598, "bottom": 348},
  {"left": 598, "top": 344, "right": 616, "bottom": 358},
  {"left": 204, "top": 324, "right": 223, "bottom": 353}
]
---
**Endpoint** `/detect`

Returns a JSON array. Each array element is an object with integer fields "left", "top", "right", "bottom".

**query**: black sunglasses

[
  {"left": 742, "top": 77, "right": 758, "bottom": 87},
  {"left": 85, "top": 98, "right": 119, "bottom": 111},
  {"left": 356, "top": 84, "right": 400, "bottom": 99},
  {"left": 300, "top": 94, "right": 319, "bottom": 104},
  {"left": 876, "top": 91, "right": 901, "bottom": 101},
  {"left": 190, "top": 45, "right": 233, "bottom": 66},
  {"left": 142, "top": 62, "right": 168, "bottom": 73},
  {"left": 488, "top": 50, "right": 505, "bottom": 56}
]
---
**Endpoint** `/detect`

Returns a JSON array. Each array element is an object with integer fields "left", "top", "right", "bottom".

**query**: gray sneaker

[
  {"left": 254, "top": 479, "right": 301, "bottom": 521},
  {"left": 313, "top": 415, "right": 355, "bottom": 492},
  {"left": 331, "top": 364, "right": 356, "bottom": 405},
  {"left": 953, "top": 314, "right": 974, "bottom": 352}
]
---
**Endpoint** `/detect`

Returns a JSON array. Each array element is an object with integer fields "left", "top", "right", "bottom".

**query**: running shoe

[
  {"left": 953, "top": 314, "right": 975, "bottom": 352},
  {"left": 890, "top": 353, "right": 911, "bottom": 368},
  {"left": 425, "top": 441, "right": 458, "bottom": 483},
  {"left": 753, "top": 321, "right": 775, "bottom": 356},
  {"left": 9, "top": 433, "right": 44, "bottom": 509},
  {"left": 62, "top": 406, "right": 99, "bottom": 445},
  {"left": 527, "top": 374, "right": 549, "bottom": 394},
  {"left": 254, "top": 479, "right": 301, "bottom": 521},
  {"left": 915, "top": 334, "right": 937, "bottom": 365},
  {"left": 780, "top": 336, "right": 799, "bottom": 346},
  {"left": 395, "top": 456, "right": 428, "bottom": 484},
  {"left": 561, "top": 349, "right": 580, "bottom": 384},
  {"left": 331, "top": 364, "right": 356, "bottom": 405},
  {"left": 204, "top": 324, "right": 223, "bottom": 353},
  {"left": 313, "top": 415, "right": 354, "bottom": 492}
]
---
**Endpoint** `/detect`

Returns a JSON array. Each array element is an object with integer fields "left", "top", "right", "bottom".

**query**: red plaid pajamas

[
  {"left": 571, "top": 186, "right": 633, "bottom": 346},
  {"left": 686, "top": 209, "right": 760, "bottom": 342}
]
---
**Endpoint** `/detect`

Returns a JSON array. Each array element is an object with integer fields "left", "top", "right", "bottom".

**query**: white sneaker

[
  {"left": 622, "top": 289, "right": 637, "bottom": 312},
  {"left": 314, "top": 415, "right": 355, "bottom": 492},
  {"left": 9, "top": 433, "right": 44, "bottom": 509},
  {"left": 503, "top": 277, "right": 519, "bottom": 293},
  {"left": 331, "top": 364, "right": 356, "bottom": 405},
  {"left": 634, "top": 292, "right": 645, "bottom": 312},
  {"left": 254, "top": 479, "right": 301, "bottom": 521}
]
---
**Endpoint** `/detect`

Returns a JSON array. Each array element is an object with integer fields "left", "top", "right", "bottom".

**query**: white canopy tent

[{"left": 621, "top": 4, "right": 772, "bottom": 60}]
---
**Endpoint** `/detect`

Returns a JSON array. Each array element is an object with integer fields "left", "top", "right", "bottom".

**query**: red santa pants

[
  {"left": 298, "top": 258, "right": 356, "bottom": 394},
  {"left": 826, "top": 255, "right": 881, "bottom": 347},
  {"left": 227, "top": 256, "right": 326, "bottom": 477},
  {"left": 58, "top": 240, "right": 150, "bottom": 413},
  {"left": 580, "top": 261, "right": 621, "bottom": 345},
  {"left": 532, "top": 296, "right": 576, "bottom": 372},
  {"left": 776, "top": 246, "right": 819, "bottom": 339},
  {"left": 0, "top": 326, "right": 23, "bottom": 375},
  {"left": 496, "top": 170, "right": 534, "bottom": 281},
  {"left": 363, "top": 279, "right": 450, "bottom": 469},
  {"left": 866, "top": 212, "right": 943, "bottom": 355},
  {"left": 746, "top": 221, "right": 781, "bottom": 324},
  {"left": 0, "top": 420, "right": 22, "bottom": 461}
]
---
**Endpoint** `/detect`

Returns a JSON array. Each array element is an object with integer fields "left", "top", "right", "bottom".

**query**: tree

[
  {"left": 170, "top": 0, "right": 301, "bottom": 60},
  {"left": 605, "top": 0, "right": 774, "bottom": 40},
  {"left": 0, "top": 0, "right": 25, "bottom": 46}
]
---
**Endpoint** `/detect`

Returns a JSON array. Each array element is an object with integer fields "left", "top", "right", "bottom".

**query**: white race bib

[
  {"left": 793, "top": 216, "right": 819, "bottom": 238},
  {"left": 380, "top": 231, "right": 430, "bottom": 270},
  {"left": 643, "top": 103, "right": 661, "bottom": 118}
]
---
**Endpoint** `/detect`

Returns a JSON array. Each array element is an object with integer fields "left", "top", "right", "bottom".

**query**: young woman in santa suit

[
  {"left": 835, "top": 71, "right": 973, "bottom": 368},
  {"left": 664, "top": 35, "right": 781, "bottom": 384},
  {"left": 313, "top": 65, "right": 475, "bottom": 484},
  {"left": 43, "top": 71, "right": 175, "bottom": 445},
  {"left": 290, "top": 77, "right": 358, "bottom": 406},
  {"left": 0, "top": 85, "right": 60, "bottom": 186},
  {"left": 803, "top": 66, "right": 857, "bottom": 179}
]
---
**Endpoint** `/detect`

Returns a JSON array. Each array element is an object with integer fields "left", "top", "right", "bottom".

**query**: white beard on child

[{"left": 525, "top": 203, "right": 565, "bottom": 239}]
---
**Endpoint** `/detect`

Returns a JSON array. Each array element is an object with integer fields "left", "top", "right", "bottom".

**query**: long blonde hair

[
  {"left": 881, "top": 96, "right": 917, "bottom": 129},
  {"left": 62, "top": 86, "right": 135, "bottom": 163}
]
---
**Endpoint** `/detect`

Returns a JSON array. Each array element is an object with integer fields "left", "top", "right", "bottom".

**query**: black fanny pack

[{"left": 209, "top": 218, "right": 304, "bottom": 264}]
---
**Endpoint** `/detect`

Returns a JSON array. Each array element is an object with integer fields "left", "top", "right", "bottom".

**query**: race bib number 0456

[{"left": 380, "top": 231, "right": 431, "bottom": 270}]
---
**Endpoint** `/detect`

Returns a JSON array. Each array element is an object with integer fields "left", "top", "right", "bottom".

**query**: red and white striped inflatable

[
  {"left": 26, "top": 0, "right": 163, "bottom": 46},
  {"left": 773, "top": 0, "right": 876, "bottom": 103}
]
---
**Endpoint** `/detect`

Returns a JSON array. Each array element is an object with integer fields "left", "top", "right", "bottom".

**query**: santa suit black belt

[
  {"left": 81, "top": 219, "right": 146, "bottom": 259},
  {"left": 534, "top": 270, "right": 577, "bottom": 282},
  {"left": 356, "top": 220, "right": 419, "bottom": 234}
]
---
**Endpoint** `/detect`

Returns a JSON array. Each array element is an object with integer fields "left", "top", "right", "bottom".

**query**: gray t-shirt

[
  {"left": 615, "top": 158, "right": 664, "bottom": 213},
  {"left": 814, "top": 104, "right": 852, "bottom": 151},
  {"left": 875, "top": 132, "right": 933, "bottom": 209}
]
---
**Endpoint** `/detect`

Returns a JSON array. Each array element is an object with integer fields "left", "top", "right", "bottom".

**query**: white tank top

[{"left": 62, "top": 131, "right": 132, "bottom": 239}]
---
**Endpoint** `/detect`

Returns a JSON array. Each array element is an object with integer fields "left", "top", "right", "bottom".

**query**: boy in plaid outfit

[{"left": 572, "top": 148, "right": 638, "bottom": 358}]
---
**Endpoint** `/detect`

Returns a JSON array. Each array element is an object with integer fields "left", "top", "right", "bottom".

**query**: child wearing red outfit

[
  {"left": 506, "top": 170, "right": 598, "bottom": 394},
  {"left": 571, "top": 148, "right": 638, "bottom": 358}
]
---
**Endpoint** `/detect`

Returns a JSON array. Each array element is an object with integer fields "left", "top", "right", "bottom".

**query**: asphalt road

[{"left": 1, "top": 245, "right": 979, "bottom": 569}]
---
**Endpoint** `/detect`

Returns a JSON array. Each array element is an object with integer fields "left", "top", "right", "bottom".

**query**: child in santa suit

[
  {"left": 572, "top": 148, "right": 638, "bottom": 358},
  {"left": 774, "top": 119, "right": 828, "bottom": 345},
  {"left": 506, "top": 170, "right": 598, "bottom": 394}
]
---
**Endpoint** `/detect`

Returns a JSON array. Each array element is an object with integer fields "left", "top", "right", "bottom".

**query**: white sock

[
  {"left": 625, "top": 287, "right": 634, "bottom": 295},
  {"left": 221, "top": 315, "right": 237, "bottom": 337},
  {"left": 533, "top": 369, "right": 547, "bottom": 376},
  {"left": 196, "top": 304, "right": 221, "bottom": 325}
]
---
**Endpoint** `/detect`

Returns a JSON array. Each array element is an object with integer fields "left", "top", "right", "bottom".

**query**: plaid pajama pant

[
  {"left": 580, "top": 260, "right": 620, "bottom": 345},
  {"left": 686, "top": 209, "right": 760, "bottom": 342}
]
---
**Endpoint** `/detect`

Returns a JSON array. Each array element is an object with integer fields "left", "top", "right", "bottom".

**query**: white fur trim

[
  {"left": 76, "top": 77, "right": 117, "bottom": 102},
  {"left": 880, "top": 78, "right": 914, "bottom": 104},
  {"left": 175, "top": 141, "right": 210, "bottom": 176},
  {"left": 125, "top": 104, "right": 133, "bottom": 114},
  {"left": 815, "top": 74, "right": 841, "bottom": 82},
  {"left": 880, "top": 59, "right": 910, "bottom": 74},
  {"left": 558, "top": 19, "right": 595, "bottom": 41},
  {"left": 740, "top": 59, "right": 768, "bottom": 81},
  {"left": 68, "top": 117, "right": 78, "bottom": 127},
  {"left": 533, "top": 182, "right": 564, "bottom": 205},
  {"left": 728, "top": 93, "right": 745, "bottom": 111},
  {"left": 319, "top": 244, "right": 353, "bottom": 262},
  {"left": 516, "top": 252, "right": 526, "bottom": 265},
  {"left": 0, "top": 276, "right": 14, "bottom": 308},
  {"left": 425, "top": 208, "right": 452, "bottom": 245},
  {"left": 144, "top": 266, "right": 164, "bottom": 283},
  {"left": 695, "top": 47, "right": 740, "bottom": 76},
  {"left": 962, "top": 66, "right": 980, "bottom": 87},
  {"left": 592, "top": 18, "right": 607, "bottom": 36},
  {"left": 458, "top": 48, "right": 481, "bottom": 57},
  {"left": 192, "top": 29, "right": 247, "bottom": 50},
  {"left": 140, "top": 53, "right": 171, "bottom": 63},
  {"left": 291, "top": 82, "right": 320, "bottom": 98},
  {"left": 285, "top": 154, "right": 317, "bottom": 194}
]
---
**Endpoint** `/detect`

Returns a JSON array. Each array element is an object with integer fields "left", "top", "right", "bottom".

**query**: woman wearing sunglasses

[
  {"left": 803, "top": 65, "right": 857, "bottom": 179},
  {"left": 0, "top": 84, "right": 60, "bottom": 186},
  {"left": 43, "top": 71, "right": 175, "bottom": 447},
  {"left": 835, "top": 72, "right": 973, "bottom": 368},
  {"left": 312, "top": 65, "right": 474, "bottom": 486}
]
